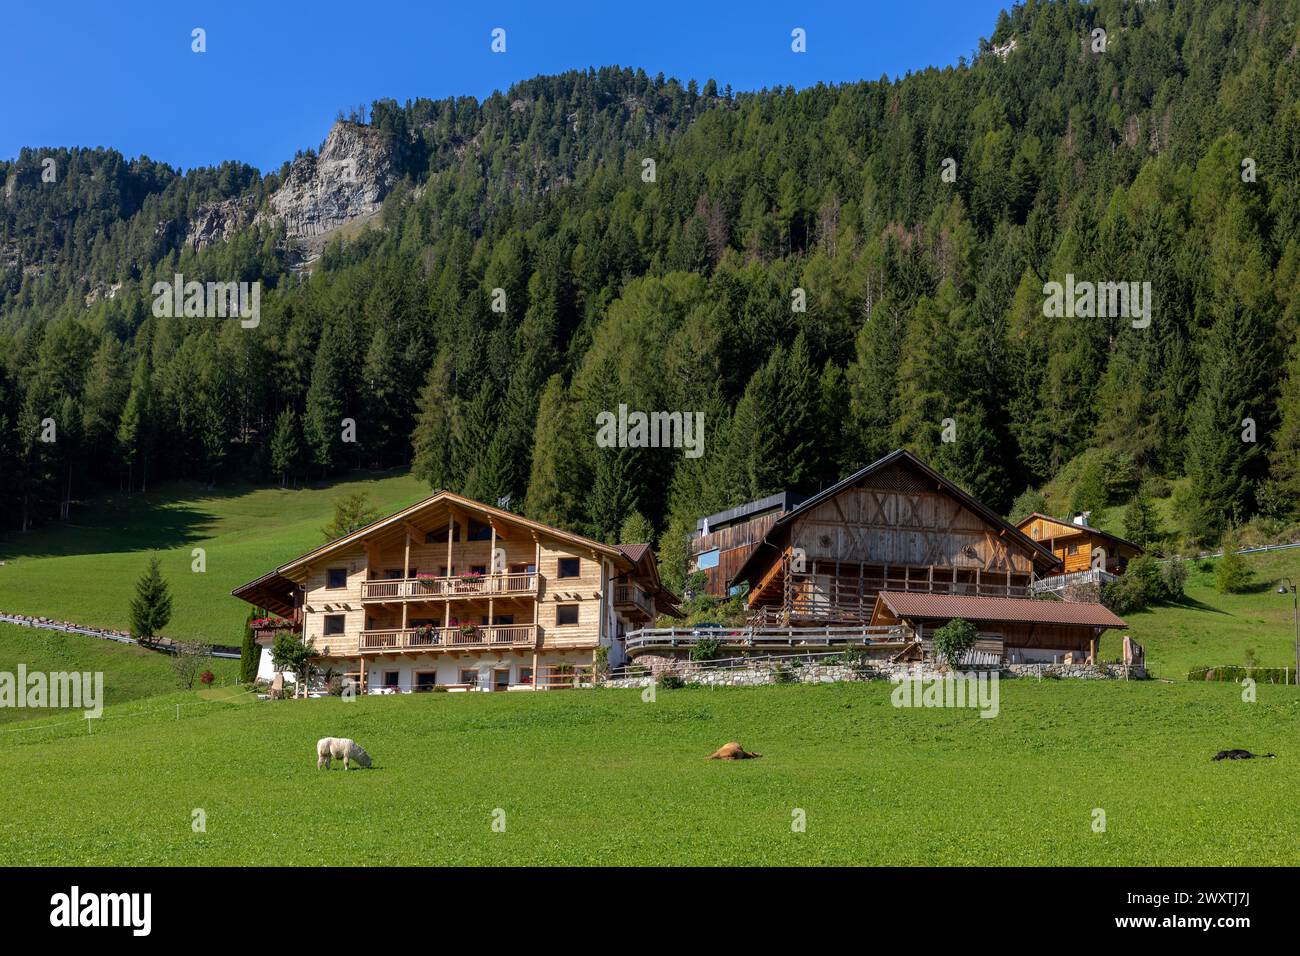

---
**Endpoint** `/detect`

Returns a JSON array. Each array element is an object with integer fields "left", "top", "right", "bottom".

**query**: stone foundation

[{"left": 604, "top": 657, "right": 1144, "bottom": 688}]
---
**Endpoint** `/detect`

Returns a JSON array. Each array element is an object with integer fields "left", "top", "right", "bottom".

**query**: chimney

[{"left": 1072, "top": 511, "right": 1090, "bottom": 527}]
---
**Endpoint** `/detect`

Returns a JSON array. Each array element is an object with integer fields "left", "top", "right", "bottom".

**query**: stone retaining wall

[{"left": 604, "top": 657, "right": 1144, "bottom": 688}]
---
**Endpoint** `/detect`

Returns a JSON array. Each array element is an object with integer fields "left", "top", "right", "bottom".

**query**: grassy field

[
  {"left": 0, "top": 623, "right": 239, "bottom": 725},
  {"left": 0, "top": 679, "right": 1295, "bottom": 866},
  {"left": 1126, "top": 550, "right": 1300, "bottom": 678},
  {"left": 0, "top": 471, "right": 428, "bottom": 643}
]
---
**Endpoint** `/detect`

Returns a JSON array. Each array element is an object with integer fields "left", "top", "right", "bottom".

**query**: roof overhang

[
  {"left": 871, "top": 591, "right": 1127, "bottom": 629},
  {"left": 273, "top": 490, "right": 634, "bottom": 580},
  {"left": 231, "top": 571, "right": 300, "bottom": 618}
]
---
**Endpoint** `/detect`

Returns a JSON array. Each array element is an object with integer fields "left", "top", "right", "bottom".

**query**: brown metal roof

[
  {"left": 874, "top": 591, "right": 1127, "bottom": 628},
  {"left": 615, "top": 543, "right": 651, "bottom": 563}
]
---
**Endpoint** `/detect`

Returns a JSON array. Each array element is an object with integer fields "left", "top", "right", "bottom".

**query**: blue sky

[{"left": 3, "top": 0, "right": 1010, "bottom": 173}]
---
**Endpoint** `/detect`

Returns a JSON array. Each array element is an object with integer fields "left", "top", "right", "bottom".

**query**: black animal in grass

[{"left": 1212, "top": 749, "right": 1276, "bottom": 761}]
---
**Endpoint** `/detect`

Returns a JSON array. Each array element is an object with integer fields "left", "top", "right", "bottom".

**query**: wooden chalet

[
  {"left": 1017, "top": 512, "right": 1142, "bottom": 576},
  {"left": 233, "top": 491, "right": 677, "bottom": 693}
]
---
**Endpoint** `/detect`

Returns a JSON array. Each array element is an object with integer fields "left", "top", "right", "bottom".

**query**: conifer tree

[
  {"left": 129, "top": 556, "right": 173, "bottom": 648},
  {"left": 269, "top": 408, "right": 304, "bottom": 487}
]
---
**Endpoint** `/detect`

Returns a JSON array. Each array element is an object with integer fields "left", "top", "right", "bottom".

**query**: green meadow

[
  {"left": 0, "top": 679, "right": 1294, "bottom": 866},
  {"left": 0, "top": 624, "right": 239, "bottom": 725},
  {"left": 1124, "top": 550, "right": 1300, "bottom": 679},
  {"left": 0, "top": 471, "right": 428, "bottom": 643}
]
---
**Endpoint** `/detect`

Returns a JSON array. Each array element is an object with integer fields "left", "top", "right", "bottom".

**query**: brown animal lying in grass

[{"left": 709, "top": 741, "right": 761, "bottom": 760}]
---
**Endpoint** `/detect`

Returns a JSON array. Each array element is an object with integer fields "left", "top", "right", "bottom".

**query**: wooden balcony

[
  {"left": 360, "top": 573, "right": 538, "bottom": 603},
  {"left": 613, "top": 583, "right": 654, "bottom": 617},
  {"left": 359, "top": 624, "right": 538, "bottom": 653}
]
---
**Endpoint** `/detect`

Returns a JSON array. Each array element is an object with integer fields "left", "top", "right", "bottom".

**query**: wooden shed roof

[{"left": 872, "top": 591, "right": 1127, "bottom": 628}]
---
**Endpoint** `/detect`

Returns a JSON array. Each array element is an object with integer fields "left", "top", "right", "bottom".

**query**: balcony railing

[
  {"left": 613, "top": 583, "right": 654, "bottom": 616},
  {"left": 361, "top": 573, "right": 538, "bottom": 602},
  {"left": 359, "top": 624, "right": 538, "bottom": 653},
  {"left": 624, "top": 623, "right": 912, "bottom": 655}
]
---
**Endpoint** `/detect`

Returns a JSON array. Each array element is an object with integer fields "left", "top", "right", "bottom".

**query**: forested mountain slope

[{"left": 2, "top": 0, "right": 1299, "bottom": 592}]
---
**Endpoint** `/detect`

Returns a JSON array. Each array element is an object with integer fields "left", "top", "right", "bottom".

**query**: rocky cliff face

[
  {"left": 184, "top": 121, "right": 403, "bottom": 259},
  {"left": 259, "top": 121, "right": 403, "bottom": 253},
  {"left": 184, "top": 195, "right": 257, "bottom": 251}
]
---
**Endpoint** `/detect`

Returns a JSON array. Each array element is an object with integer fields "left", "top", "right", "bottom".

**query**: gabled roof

[
  {"left": 614, "top": 543, "right": 683, "bottom": 617},
  {"left": 873, "top": 591, "right": 1127, "bottom": 628},
  {"left": 1017, "top": 512, "right": 1143, "bottom": 554},
  {"left": 729, "top": 449, "right": 1059, "bottom": 586},
  {"left": 232, "top": 490, "right": 637, "bottom": 602}
]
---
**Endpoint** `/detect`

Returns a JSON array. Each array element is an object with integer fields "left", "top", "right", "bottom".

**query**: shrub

[
  {"left": 1160, "top": 559, "right": 1188, "bottom": 600},
  {"left": 1187, "top": 666, "right": 1293, "bottom": 684},
  {"left": 171, "top": 640, "right": 211, "bottom": 689},
  {"left": 931, "top": 618, "right": 978, "bottom": 667},
  {"left": 199, "top": 670, "right": 215, "bottom": 686},
  {"left": 1214, "top": 544, "right": 1251, "bottom": 594},
  {"left": 238, "top": 611, "right": 260, "bottom": 685},
  {"left": 657, "top": 673, "right": 686, "bottom": 690},
  {"left": 593, "top": 645, "right": 610, "bottom": 678},
  {"left": 1101, "top": 555, "right": 1183, "bottom": 614},
  {"left": 689, "top": 635, "right": 723, "bottom": 661},
  {"left": 1101, "top": 574, "right": 1145, "bottom": 615}
]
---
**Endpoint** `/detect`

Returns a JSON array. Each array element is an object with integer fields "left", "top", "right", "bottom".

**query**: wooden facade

[
  {"left": 1017, "top": 513, "right": 1141, "bottom": 575},
  {"left": 688, "top": 492, "right": 804, "bottom": 596},
  {"left": 233, "top": 491, "right": 675, "bottom": 692},
  {"left": 730, "top": 451, "right": 1061, "bottom": 625}
]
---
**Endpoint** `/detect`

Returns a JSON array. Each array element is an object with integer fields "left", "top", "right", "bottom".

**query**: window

[
  {"left": 492, "top": 614, "right": 515, "bottom": 625},
  {"left": 517, "top": 666, "right": 533, "bottom": 685},
  {"left": 471, "top": 564, "right": 487, "bottom": 576},
  {"left": 459, "top": 668, "right": 478, "bottom": 685},
  {"left": 323, "top": 614, "right": 345, "bottom": 636},
  {"left": 415, "top": 672, "right": 437, "bottom": 691},
  {"left": 494, "top": 668, "right": 510, "bottom": 691},
  {"left": 383, "top": 568, "right": 403, "bottom": 580},
  {"left": 557, "top": 557, "right": 581, "bottom": 578},
  {"left": 426, "top": 522, "right": 460, "bottom": 544},
  {"left": 696, "top": 549, "right": 720, "bottom": 570},
  {"left": 468, "top": 521, "right": 493, "bottom": 541},
  {"left": 383, "top": 671, "right": 400, "bottom": 689},
  {"left": 556, "top": 604, "right": 579, "bottom": 626},
  {"left": 1066, "top": 544, "right": 1078, "bottom": 556},
  {"left": 326, "top": 568, "right": 348, "bottom": 589},
  {"left": 439, "top": 566, "right": 455, "bottom": 577}
]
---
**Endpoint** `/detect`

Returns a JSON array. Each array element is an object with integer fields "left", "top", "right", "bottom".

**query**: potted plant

[{"left": 459, "top": 622, "right": 480, "bottom": 641}]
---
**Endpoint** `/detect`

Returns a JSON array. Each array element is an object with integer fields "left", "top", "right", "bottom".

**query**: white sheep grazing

[{"left": 316, "top": 737, "right": 372, "bottom": 770}]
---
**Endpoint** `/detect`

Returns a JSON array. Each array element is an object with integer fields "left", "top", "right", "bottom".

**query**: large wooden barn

[{"left": 712, "top": 449, "right": 1128, "bottom": 664}]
